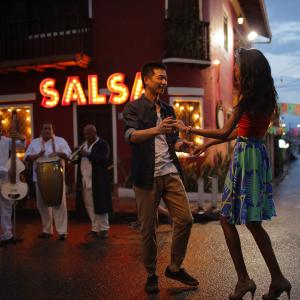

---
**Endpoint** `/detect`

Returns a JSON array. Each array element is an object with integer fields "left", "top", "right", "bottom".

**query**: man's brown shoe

[{"left": 165, "top": 266, "right": 199, "bottom": 286}]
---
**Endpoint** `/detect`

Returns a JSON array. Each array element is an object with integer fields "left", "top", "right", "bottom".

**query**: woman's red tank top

[{"left": 238, "top": 112, "right": 270, "bottom": 138}]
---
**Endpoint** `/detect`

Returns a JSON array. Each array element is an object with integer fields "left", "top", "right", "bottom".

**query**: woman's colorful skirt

[{"left": 221, "top": 136, "right": 276, "bottom": 225}]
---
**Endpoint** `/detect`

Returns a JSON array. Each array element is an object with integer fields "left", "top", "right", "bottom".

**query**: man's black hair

[{"left": 141, "top": 61, "right": 167, "bottom": 87}]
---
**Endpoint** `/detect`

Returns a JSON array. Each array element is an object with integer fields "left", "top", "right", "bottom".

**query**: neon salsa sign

[{"left": 40, "top": 72, "right": 144, "bottom": 108}]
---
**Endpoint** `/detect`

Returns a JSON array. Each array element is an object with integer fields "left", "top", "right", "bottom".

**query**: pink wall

[
  {"left": 201, "top": 0, "right": 237, "bottom": 158},
  {"left": 92, "top": 0, "right": 166, "bottom": 182},
  {"left": 0, "top": 0, "right": 244, "bottom": 184},
  {"left": 165, "top": 0, "right": 239, "bottom": 161}
]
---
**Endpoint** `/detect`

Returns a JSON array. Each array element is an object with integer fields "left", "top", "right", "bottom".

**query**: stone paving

[{"left": 1, "top": 160, "right": 300, "bottom": 299}]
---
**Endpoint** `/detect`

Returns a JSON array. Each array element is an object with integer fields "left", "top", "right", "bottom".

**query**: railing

[
  {"left": 0, "top": 15, "right": 91, "bottom": 62},
  {"left": 165, "top": 18, "right": 210, "bottom": 62}
]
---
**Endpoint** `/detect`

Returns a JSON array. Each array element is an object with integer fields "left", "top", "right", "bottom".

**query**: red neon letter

[
  {"left": 40, "top": 78, "right": 60, "bottom": 108},
  {"left": 88, "top": 75, "right": 107, "bottom": 105},
  {"left": 61, "top": 76, "right": 87, "bottom": 106},
  {"left": 107, "top": 73, "right": 129, "bottom": 105},
  {"left": 130, "top": 72, "right": 144, "bottom": 101}
]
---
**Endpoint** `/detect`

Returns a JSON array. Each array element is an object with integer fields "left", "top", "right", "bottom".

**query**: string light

[
  {"left": 193, "top": 113, "right": 200, "bottom": 120},
  {"left": 173, "top": 100, "right": 204, "bottom": 151},
  {"left": 0, "top": 107, "right": 32, "bottom": 160}
]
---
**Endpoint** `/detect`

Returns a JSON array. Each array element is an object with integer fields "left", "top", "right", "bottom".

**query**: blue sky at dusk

[{"left": 258, "top": 0, "right": 300, "bottom": 128}]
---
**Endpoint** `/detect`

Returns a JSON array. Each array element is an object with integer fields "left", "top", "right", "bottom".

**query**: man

[
  {"left": 0, "top": 120, "right": 25, "bottom": 246},
  {"left": 25, "top": 121, "right": 71, "bottom": 240},
  {"left": 123, "top": 61, "right": 199, "bottom": 293},
  {"left": 76, "top": 124, "right": 112, "bottom": 238}
]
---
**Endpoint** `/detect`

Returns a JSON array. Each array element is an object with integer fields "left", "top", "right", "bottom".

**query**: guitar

[{"left": 1, "top": 110, "right": 28, "bottom": 201}]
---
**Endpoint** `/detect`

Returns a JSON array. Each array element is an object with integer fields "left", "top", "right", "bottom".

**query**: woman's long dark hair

[{"left": 235, "top": 48, "right": 278, "bottom": 117}]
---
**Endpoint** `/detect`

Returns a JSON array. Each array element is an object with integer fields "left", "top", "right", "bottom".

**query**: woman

[{"left": 173, "top": 48, "right": 291, "bottom": 300}]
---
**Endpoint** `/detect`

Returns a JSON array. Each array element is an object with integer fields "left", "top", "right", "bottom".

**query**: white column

[
  {"left": 197, "top": 178, "right": 204, "bottom": 207},
  {"left": 112, "top": 105, "right": 118, "bottom": 184},
  {"left": 72, "top": 103, "right": 78, "bottom": 148},
  {"left": 88, "top": 0, "right": 93, "bottom": 19},
  {"left": 211, "top": 176, "right": 218, "bottom": 208},
  {"left": 72, "top": 103, "right": 78, "bottom": 183}
]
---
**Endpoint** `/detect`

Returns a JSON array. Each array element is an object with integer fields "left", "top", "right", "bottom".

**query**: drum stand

[{"left": 12, "top": 201, "right": 23, "bottom": 244}]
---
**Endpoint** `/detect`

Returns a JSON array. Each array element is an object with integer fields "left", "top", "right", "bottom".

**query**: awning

[{"left": 238, "top": 0, "right": 271, "bottom": 38}]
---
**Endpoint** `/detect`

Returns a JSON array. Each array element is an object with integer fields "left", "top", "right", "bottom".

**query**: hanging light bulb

[
  {"left": 237, "top": 14, "right": 244, "bottom": 25},
  {"left": 248, "top": 31, "right": 258, "bottom": 41}
]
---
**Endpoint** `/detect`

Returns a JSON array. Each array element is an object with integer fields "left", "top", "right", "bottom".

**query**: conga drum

[{"left": 36, "top": 156, "right": 64, "bottom": 206}]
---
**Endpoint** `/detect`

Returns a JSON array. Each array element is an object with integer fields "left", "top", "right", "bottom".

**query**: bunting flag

[{"left": 279, "top": 102, "right": 300, "bottom": 115}]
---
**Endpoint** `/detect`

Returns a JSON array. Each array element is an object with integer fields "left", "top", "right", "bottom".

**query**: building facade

[{"left": 0, "top": 0, "right": 271, "bottom": 210}]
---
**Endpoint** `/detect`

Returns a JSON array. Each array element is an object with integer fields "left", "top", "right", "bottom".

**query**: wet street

[{"left": 1, "top": 160, "right": 300, "bottom": 300}]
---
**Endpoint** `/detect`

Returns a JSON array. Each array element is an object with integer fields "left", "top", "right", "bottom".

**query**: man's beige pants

[
  {"left": 35, "top": 182, "right": 68, "bottom": 235},
  {"left": 134, "top": 173, "right": 193, "bottom": 275}
]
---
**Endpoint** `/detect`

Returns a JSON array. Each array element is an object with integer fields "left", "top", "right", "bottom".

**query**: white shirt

[
  {"left": 0, "top": 136, "right": 10, "bottom": 181},
  {"left": 80, "top": 137, "right": 99, "bottom": 189},
  {"left": 0, "top": 136, "right": 25, "bottom": 181},
  {"left": 25, "top": 136, "right": 71, "bottom": 182},
  {"left": 0, "top": 136, "right": 11, "bottom": 169},
  {"left": 154, "top": 112, "right": 178, "bottom": 177}
]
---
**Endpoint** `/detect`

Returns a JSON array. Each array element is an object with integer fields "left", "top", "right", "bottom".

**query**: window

[
  {"left": 0, "top": 105, "right": 33, "bottom": 159},
  {"left": 223, "top": 13, "right": 229, "bottom": 51},
  {"left": 171, "top": 98, "right": 204, "bottom": 152}
]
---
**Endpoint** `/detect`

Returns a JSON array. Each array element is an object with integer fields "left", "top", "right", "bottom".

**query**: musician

[
  {"left": 24, "top": 121, "right": 71, "bottom": 241},
  {"left": 75, "top": 124, "right": 112, "bottom": 238},
  {"left": 0, "top": 120, "right": 25, "bottom": 246}
]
